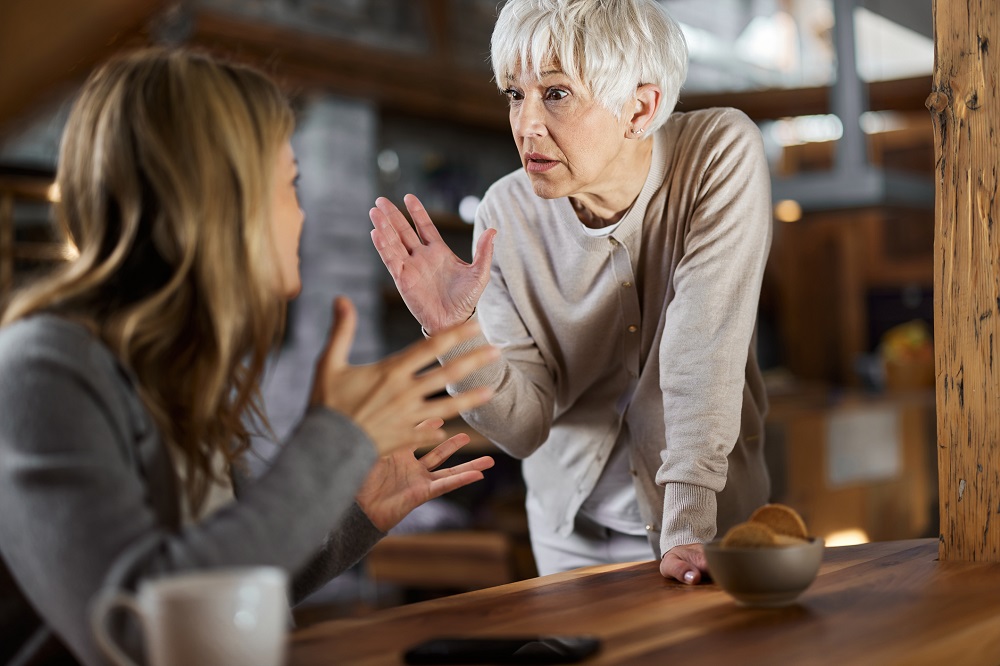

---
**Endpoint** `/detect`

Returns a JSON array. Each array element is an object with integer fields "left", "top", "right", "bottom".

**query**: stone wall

[{"left": 254, "top": 93, "right": 383, "bottom": 469}]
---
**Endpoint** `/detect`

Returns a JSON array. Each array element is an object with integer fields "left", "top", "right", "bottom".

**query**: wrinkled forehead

[{"left": 504, "top": 56, "right": 587, "bottom": 87}]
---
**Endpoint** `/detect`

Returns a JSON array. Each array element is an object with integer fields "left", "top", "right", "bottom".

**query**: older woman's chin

[{"left": 525, "top": 178, "right": 567, "bottom": 201}]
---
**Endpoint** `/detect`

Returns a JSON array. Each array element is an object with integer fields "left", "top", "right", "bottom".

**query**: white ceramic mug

[{"left": 90, "top": 566, "right": 289, "bottom": 666}]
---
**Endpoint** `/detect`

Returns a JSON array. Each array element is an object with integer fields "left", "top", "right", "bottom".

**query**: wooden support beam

[{"left": 932, "top": 0, "right": 1000, "bottom": 561}]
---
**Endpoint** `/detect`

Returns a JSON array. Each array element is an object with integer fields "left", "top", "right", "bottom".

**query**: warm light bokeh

[{"left": 824, "top": 529, "right": 870, "bottom": 547}]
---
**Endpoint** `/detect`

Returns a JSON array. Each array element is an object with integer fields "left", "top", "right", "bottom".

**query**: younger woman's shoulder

[{"left": 0, "top": 314, "right": 112, "bottom": 375}]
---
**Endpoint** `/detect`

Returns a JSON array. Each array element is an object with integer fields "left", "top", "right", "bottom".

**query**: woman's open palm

[
  {"left": 355, "top": 418, "right": 494, "bottom": 532},
  {"left": 370, "top": 194, "right": 496, "bottom": 334}
]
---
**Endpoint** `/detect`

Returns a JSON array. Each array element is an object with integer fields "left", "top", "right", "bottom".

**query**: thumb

[
  {"left": 659, "top": 547, "right": 707, "bottom": 585},
  {"left": 321, "top": 296, "right": 357, "bottom": 372},
  {"left": 471, "top": 228, "right": 497, "bottom": 284}
]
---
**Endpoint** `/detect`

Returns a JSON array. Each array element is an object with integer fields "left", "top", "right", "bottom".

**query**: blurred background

[{"left": 0, "top": 0, "right": 937, "bottom": 622}]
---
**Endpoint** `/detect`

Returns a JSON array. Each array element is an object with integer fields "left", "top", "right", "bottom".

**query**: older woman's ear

[{"left": 629, "top": 84, "right": 662, "bottom": 136}]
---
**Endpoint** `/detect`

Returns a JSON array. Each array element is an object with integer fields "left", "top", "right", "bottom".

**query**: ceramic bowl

[{"left": 703, "top": 537, "right": 824, "bottom": 608}]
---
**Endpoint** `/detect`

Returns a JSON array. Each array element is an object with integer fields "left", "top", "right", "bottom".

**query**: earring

[{"left": 630, "top": 127, "right": 645, "bottom": 135}]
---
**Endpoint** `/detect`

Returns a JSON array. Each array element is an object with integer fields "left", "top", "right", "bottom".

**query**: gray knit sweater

[
  {"left": 445, "top": 108, "right": 772, "bottom": 557},
  {"left": 0, "top": 315, "right": 383, "bottom": 666}
]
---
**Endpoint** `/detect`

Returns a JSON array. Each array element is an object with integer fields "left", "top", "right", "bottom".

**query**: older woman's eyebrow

[{"left": 505, "top": 68, "right": 565, "bottom": 83}]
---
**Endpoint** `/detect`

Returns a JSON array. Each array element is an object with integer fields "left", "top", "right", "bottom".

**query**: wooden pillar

[{"left": 931, "top": 0, "right": 1000, "bottom": 561}]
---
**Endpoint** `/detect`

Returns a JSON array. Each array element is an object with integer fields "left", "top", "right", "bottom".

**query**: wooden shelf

[
  {"left": 15, "top": 242, "right": 72, "bottom": 262},
  {"left": 0, "top": 171, "right": 65, "bottom": 300},
  {"left": 0, "top": 175, "right": 53, "bottom": 202}
]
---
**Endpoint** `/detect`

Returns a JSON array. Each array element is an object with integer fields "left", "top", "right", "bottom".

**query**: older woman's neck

[{"left": 570, "top": 137, "right": 654, "bottom": 229}]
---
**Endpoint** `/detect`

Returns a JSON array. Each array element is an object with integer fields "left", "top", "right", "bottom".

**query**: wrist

[{"left": 422, "top": 308, "right": 477, "bottom": 337}]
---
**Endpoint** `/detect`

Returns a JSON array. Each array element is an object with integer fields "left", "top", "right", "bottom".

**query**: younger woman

[{"left": 0, "top": 48, "right": 497, "bottom": 666}]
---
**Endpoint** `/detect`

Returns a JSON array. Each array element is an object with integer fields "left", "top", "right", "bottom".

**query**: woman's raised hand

[
  {"left": 370, "top": 194, "right": 497, "bottom": 335},
  {"left": 310, "top": 297, "right": 498, "bottom": 455},
  {"left": 355, "top": 418, "right": 495, "bottom": 532}
]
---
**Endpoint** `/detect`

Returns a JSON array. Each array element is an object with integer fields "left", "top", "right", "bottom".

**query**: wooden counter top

[{"left": 290, "top": 539, "right": 1000, "bottom": 665}]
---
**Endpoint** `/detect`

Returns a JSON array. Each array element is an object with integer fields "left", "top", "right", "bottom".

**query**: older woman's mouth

[{"left": 525, "top": 153, "right": 559, "bottom": 173}]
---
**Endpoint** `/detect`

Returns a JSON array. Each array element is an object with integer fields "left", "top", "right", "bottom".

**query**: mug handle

[{"left": 90, "top": 590, "right": 144, "bottom": 666}]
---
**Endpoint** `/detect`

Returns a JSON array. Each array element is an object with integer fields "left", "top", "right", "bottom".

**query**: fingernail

[{"left": 683, "top": 571, "right": 696, "bottom": 584}]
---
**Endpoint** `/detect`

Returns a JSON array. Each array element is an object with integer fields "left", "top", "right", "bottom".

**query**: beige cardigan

[{"left": 446, "top": 107, "right": 772, "bottom": 557}]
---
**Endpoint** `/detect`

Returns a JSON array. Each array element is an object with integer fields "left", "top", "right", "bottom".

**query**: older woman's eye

[
  {"left": 545, "top": 88, "right": 569, "bottom": 101},
  {"left": 501, "top": 88, "right": 523, "bottom": 103}
]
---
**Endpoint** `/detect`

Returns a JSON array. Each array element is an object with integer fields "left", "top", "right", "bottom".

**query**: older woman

[
  {"left": 0, "top": 48, "right": 498, "bottom": 666},
  {"left": 370, "top": 0, "right": 771, "bottom": 583}
]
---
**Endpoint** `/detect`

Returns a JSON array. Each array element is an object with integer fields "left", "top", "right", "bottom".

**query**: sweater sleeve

[
  {"left": 0, "top": 323, "right": 377, "bottom": 666},
  {"left": 655, "top": 110, "right": 772, "bottom": 554},
  {"left": 290, "top": 503, "right": 385, "bottom": 602},
  {"left": 438, "top": 208, "right": 558, "bottom": 459}
]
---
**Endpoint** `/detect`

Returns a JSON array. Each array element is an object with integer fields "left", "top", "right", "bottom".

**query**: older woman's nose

[{"left": 512, "top": 98, "right": 547, "bottom": 138}]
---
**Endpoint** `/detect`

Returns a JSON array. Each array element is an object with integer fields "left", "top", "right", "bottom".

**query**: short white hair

[{"left": 490, "top": 0, "right": 689, "bottom": 135}]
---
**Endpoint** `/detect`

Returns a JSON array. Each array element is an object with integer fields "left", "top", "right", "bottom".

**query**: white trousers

[{"left": 526, "top": 494, "right": 655, "bottom": 576}]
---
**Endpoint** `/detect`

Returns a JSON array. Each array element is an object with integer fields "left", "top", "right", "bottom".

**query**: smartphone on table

[{"left": 403, "top": 635, "right": 601, "bottom": 664}]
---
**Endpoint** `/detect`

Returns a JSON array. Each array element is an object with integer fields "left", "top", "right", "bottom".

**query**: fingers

[
  {"left": 427, "top": 470, "right": 487, "bottom": 499},
  {"left": 404, "top": 193, "right": 444, "bottom": 245},
  {"left": 415, "top": 418, "right": 445, "bottom": 431},
  {"left": 659, "top": 553, "right": 700, "bottom": 584},
  {"left": 416, "top": 344, "right": 498, "bottom": 393},
  {"left": 659, "top": 545, "right": 708, "bottom": 584},
  {"left": 435, "top": 455, "right": 494, "bottom": 476},
  {"left": 370, "top": 228, "right": 409, "bottom": 280},
  {"left": 404, "top": 425, "right": 448, "bottom": 451},
  {"left": 418, "top": 433, "right": 471, "bottom": 470},
  {"left": 372, "top": 197, "right": 422, "bottom": 251},
  {"left": 390, "top": 318, "right": 494, "bottom": 379},
  {"left": 421, "top": 386, "right": 494, "bottom": 425}
]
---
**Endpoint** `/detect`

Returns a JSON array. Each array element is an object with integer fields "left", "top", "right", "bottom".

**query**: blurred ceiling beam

[
  {"left": 189, "top": 9, "right": 508, "bottom": 130},
  {"left": 190, "top": 8, "right": 932, "bottom": 131},
  {"left": 1, "top": 2, "right": 929, "bottom": 137},
  {"left": 0, "top": 0, "right": 169, "bottom": 136},
  {"left": 680, "top": 75, "right": 932, "bottom": 122}
]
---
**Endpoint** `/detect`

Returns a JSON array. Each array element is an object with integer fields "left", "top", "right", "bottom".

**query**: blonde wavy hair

[{"left": 2, "top": 48, "right": 294, "bottom": 514}]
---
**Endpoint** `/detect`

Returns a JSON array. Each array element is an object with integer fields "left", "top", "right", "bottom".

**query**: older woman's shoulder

[
  {"left": 663, "top": 107, "right": 764, "bottom": 161},
  {"left": 666, "top": 107, "right": 759, "bottom": 139}
]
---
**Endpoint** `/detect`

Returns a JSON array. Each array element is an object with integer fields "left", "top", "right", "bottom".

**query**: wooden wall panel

[{"left": 931, "top": 0, "right": 1000, "bottom": 561}]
